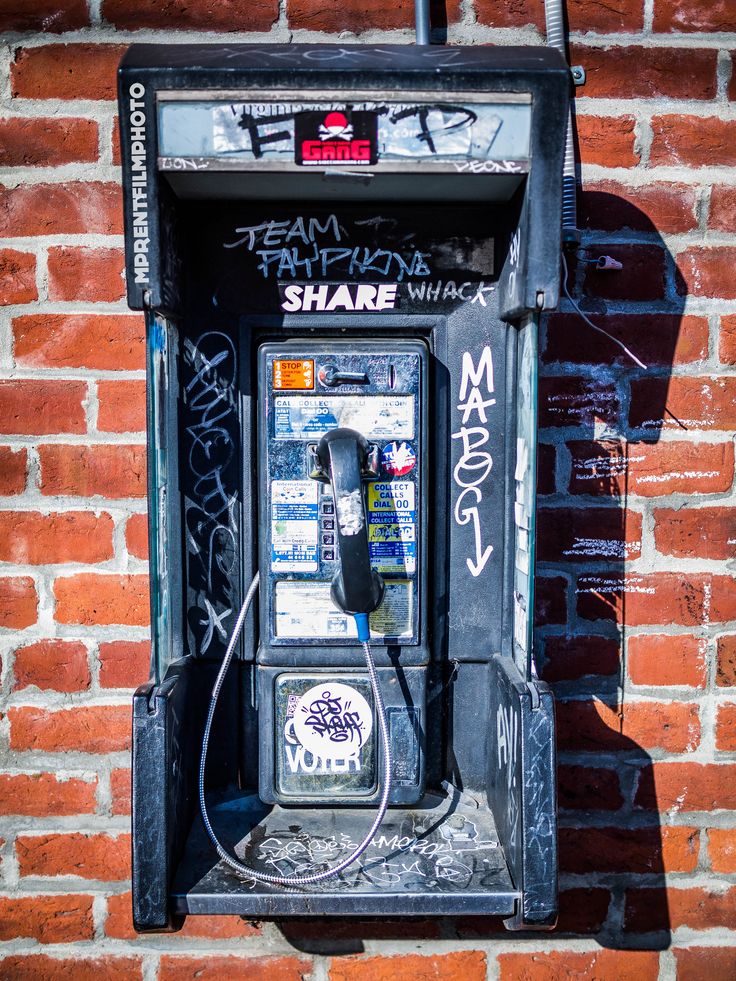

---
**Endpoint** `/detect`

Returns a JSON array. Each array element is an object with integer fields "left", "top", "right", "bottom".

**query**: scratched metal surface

[{"left": 173, "top": 788, "right": 516, "bottom": 915}]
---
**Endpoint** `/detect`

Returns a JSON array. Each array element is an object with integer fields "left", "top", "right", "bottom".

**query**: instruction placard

[
  {"left": 367, "top": 480, "right": 417, "bottom": 573},
  {"left": 271, "top": 480, "right": 319, "bottom": 572},
  {"left": 274, "top": 395, "right": 414, "bottom": 441},
  {"left": 274, "top": 580, "right": 414, "bottom": 640}
]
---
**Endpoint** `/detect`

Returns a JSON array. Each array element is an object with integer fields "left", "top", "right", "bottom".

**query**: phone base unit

[{"left": 123, "top": 44, "right": 567, "bottom": 928}]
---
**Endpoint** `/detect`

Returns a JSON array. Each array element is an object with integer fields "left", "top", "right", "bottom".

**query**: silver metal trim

[
  {"left": 156, "top": 89, "right": 533, "bottom": 104},
  {"left": 157, "top": 156, "right": 531, "bottom": 174}
]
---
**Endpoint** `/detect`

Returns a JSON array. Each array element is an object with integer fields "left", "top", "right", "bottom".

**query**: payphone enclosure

[{"left": 120, "top": 44, "right": 568, "bottom": 929}]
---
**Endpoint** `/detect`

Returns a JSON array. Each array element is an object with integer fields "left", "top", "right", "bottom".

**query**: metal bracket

[{"left": 571, "top": 66, "right": 586, "bottom": 87}]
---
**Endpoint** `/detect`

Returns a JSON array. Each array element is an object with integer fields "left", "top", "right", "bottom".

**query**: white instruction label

[
  {"left": 274, "top": 395, "right": 414, "bottom": 441},
  {"left": 271, "top": 480, "right": 319, "bottom": 572},
  {"left": 274, "top": 580, "right": 414, "bottom": 640}
]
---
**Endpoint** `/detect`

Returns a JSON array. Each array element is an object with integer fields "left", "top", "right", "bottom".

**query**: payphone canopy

[{"left": 121, "top": 43, "right": 567, "bottom": 931}]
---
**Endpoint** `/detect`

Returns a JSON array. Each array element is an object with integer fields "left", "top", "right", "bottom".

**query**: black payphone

[{"left": 120, "top": 43, "right": 569, "bottom": 928}]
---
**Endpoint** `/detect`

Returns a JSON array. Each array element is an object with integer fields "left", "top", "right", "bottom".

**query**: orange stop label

[{"left": 273, "top": 359, "right": 315, "bottom": 390}]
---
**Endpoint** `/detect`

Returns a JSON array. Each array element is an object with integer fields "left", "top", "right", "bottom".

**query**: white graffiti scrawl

[{"left": 452, "top": 346, "right": 496, "bottom": 577}]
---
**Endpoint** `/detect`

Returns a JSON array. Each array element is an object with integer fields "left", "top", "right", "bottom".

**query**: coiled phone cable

[{"left": 199, "top": 571, "right": 393, "bottom": 886}]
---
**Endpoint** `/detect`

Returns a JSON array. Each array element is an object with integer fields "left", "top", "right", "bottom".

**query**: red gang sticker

[
  {"left": 382, "top": 441, "right": 416, "bottom": 477},
  {"left": 295, "top": 109, "right": 378, "bottom": 166}
]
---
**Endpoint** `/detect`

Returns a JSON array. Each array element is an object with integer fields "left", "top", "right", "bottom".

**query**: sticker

[
  {"left": 295, "top": 110, "right": 378, "bottom": 167},
  {"left": 273, "top": 359, "right": 314, "bottom": 390},
  {"left": 271, "top": 480, "right": 319, "bottom": 572},
  {"left": 274, "top": 580, "right": 414, "bottom": 640},
  {"left": 280, "top": 282, "right": 398, "bottom": 313},
  {"left": 274, "top": 395, "right": 414, "bottom": 441},
  {"left": 382, "top": 440, "right": 416, "bottom": 477},
  {"left": 293, "top": 682, "right": 373, "bottom": 761},
  {"left": 368, "top": 481, "right": 415, "bottom": 521}
]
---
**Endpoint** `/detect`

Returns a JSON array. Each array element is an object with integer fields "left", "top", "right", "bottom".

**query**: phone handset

[{"left": 310, "top": 427, "right": 385, "bottom": 637}]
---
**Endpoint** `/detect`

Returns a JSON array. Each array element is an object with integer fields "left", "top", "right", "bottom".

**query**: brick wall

[{"left": 0, "top": 2, "right": 734, "bottom": 978}]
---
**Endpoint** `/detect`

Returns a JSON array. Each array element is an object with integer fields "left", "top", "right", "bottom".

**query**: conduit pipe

[
  {"left": 544, "top": 0, "right": 579, "bottom": 242},
  {"left": 415, "top": 0, "right": 430, "bottom": 45}
]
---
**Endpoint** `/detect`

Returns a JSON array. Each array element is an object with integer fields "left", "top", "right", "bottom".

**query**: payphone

[{"left": 120, "top": 43, "right": 569, "bottom": 927}]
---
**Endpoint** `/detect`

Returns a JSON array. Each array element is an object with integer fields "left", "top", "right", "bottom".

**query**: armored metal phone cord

[{"left": 198, "top": 571, "right": 393, "bottom": 886}]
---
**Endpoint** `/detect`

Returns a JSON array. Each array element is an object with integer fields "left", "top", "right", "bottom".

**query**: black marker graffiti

[
  {"left": 301, "top": 690, "right": 365, "bottom": 745},
  {"left": 183, "top": 331, "right": 239, "bottom": 656}
]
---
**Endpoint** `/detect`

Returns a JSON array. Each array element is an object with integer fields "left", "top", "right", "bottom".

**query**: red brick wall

[{"left": 1, "top": 2, "right": 734, "bottom": 978}]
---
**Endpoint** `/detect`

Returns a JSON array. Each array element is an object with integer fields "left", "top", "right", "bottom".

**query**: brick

[
  {"left": 9, "top": 705, "right": 130, "bottom": 753},
  {"left": 499, "top": 950, "right": 659, "bottom": 981},
  {"left": 654, "top": 0, "right": 736, "bottom": 32},
  {"left": 97, "top": 380, "right": 146, "bottom": 433},
  {"left": 716, "top": 704, "right": 736, "bottom": 751},
  {"left": 568, "top": 439, "right": 734, "bottom": 498},
  {"left": 14, "top": 639, "right": 90, "bottom": 692},
  {"left": 0, "top": 118, "right": 98, "bottom": 168},
  {"left": 580, "top": 182, "right": 698, "bottom": 234},
  {"left": 557, "top": 765, "right": 623, "bottom": 810},
  {"left": 160, "top": 956, "right": 311, "bottom": 981},
  {"left": 630, "top": 376, "right": 736, "bottom": 431},
  {"left": 14, "top": 314, "right": 144, "bottom": 370},
  {"left": 556, "top": 887, "right": 611, "bottom": 933},
  {"left": 0, "top": 772, "right": 96, "bottom": 816},
  {"left": 675, "top": 948, "right": 736, "bottom": 981},
  {"left": 39, "top": 445, "right": 147, "bottom": 499},
  {"left": 635, "top": 762, "right": 736, "bottom": 810},
  {"left": 717, "top": 636, "right": 736, "bottom": 686},
  {"left": 55, "top": 574, "right": 149, "bottom": 627},
  {"left": 104, "top": 0, "right": 279, "bottom": 31},
  {"left": 577, "top": 116, "right": 639, "bottom": 168},
  {"left": 0, "top": 249, "right": 37, "bottom": 304},
  {"left": 557, "top": 698, "right": 700, "bottom": 752},
  {"left": 12, "top": 44, "right": 127, "bottom": 101},
  {"left": 708, "top": 828, "right": 736, "bottom": 873},
  {"left": 0, "top": 957, "right": 141, "bottom": 981},
  {"left": 652, "top": 116, "right": 736, "bottom": 167},
  {"left": 539, "top": 377, "right": 619, "bottom": 428},
  {"left": 17, "top": 832, "right": 130, "bottom": 880},
  {"left": 475, "top": 0, "right": 544, "bottom": 28},
  {"left": 0, "top": 577, "right": 37, "bottom": 628},
  {"left": 106, "top": 890, "right": 261, "bottom": 939},
  {"left": 330, "top": 951, "right": 486, "bottom": 981},
  {"left": 570, "top": 45, "right": 717, "bottom": 100},
  {"left": 111, "top": 768, "right": 131, "bottom": 815},
  {"left": 99, "top": 640, "right": 151, "bottom": 689},
  {"left": 577, "top": 572, "right": 736, "bottom": 627},
  {"left": 654, "top": 506, "right": 736, "bottom": 560},
  {"left": 537, "top": 443, "right": 555, "bottom": 495},
  {"left": 561, "top": 825, "right": 698, "bottom": 874},
  {"left": 0, "top": 511, "right": 113, "bottom": 565},
  {"left": 541, "top": 635, "right": 620, "bottom": 683},
  {"left": 479, "top": 0, "right": 643, "bottom": 32},
  {"left": 0, "top": 182, "right": 122, "bottom": 236},
  {"left": 582, "top": 244, "right": 666, "bottom": 302},
  {"left": 288, "top": 0, "right": 461, "bottom": 32},
  {"left": 709, "top": 185, "right": 736, "bottom": 232},
  {"left": 628, "top": 634, "right": 706, "bottom": 688},
  {"left": 0, "top": 380, "right": 86, "bottom": 436},
  {"left": 625, "top": 886, "right": 736, "bottom": 932},
  {"left": 0, "top": 0, "right": 89, "bottom": 31},
  {"left": 48, "top": 247, "right": 125, "bottom": 302},
  {"left": 537, "top": 507, "right": 642, "bottom": 563},
  {"left": 545, "top": 314, "right": 708, "bottom": 367},
  {"left": 0, "top": 894, "right": 93, "bottom": 944},
  {"left": 676, "top": 247, "right": 736, "bottom": 299},
  {"left": 535, "top": 576, "right": 567, "bottom": 625},
  {"left": 0, "top": 447, "right": 27, "bottom": 494},
  {"left": 125, "top": 514, "right": 149, "bottom": 560},
  {"left": 282, "top": 917, "right": 441, "bottom": 944},
  {"left": 721, "top": 314, "right": 736, "bottom": 364}
]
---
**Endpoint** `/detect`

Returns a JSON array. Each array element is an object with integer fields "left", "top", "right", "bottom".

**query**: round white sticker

[{"left": 293, "top": 682, "right": 373, "bottom": 761}]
